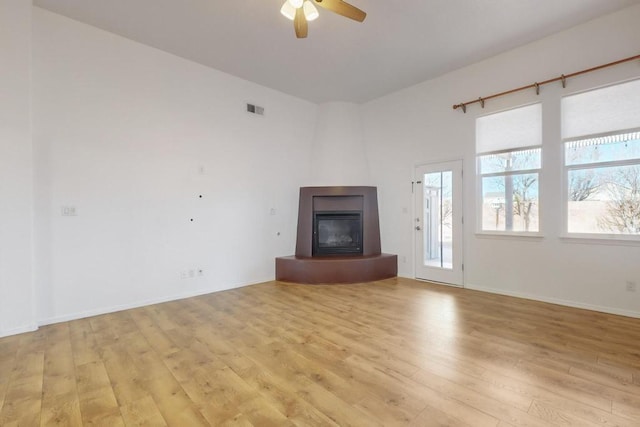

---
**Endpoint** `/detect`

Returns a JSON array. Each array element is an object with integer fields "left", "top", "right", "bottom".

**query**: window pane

[
  {"left": 482, "top": 173, "right": 539, "bottom": 232},
  {"left": 479, "top": 148, "right": 541, "bottom": 174},
  {"left": 568, "top": 164, "right": 640, "bottom": 235},
  {"left": 565, "top": 131, "right": 640, "bottom": 166}
]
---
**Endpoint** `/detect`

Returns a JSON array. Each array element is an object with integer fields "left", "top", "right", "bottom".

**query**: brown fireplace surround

[{"left": 276, "top": 186, "right": 397, "bottom": 284}]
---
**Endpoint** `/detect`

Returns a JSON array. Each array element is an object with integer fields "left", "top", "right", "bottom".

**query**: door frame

[{"left": 413, "top": 158, "right": 464, "bottom": 287}]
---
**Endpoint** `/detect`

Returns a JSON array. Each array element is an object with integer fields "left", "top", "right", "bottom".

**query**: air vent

[{"left": 246, "top": 103, "right": 264, "bottom": 116}]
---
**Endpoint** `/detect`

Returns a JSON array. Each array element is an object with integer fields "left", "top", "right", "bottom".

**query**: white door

[{"left": 414, "top": 160, "right": 463, "bottom": 286}]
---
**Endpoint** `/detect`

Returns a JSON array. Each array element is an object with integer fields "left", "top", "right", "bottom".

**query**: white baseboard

[
  {"left": 15, "top": 276, "right": 638, "bottom": 335},
  {"left": 37, "top": 277, "right": 270, "bottom": 327},
  {"left": 465, "top": 283, "right": 640, "bottom": 319},
  {"left": 0, "top": 323, "right": 38, "bottom": 339}
]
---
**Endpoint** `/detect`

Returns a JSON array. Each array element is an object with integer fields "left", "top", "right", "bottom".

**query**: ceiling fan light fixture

[
  {"left": 283, "top": 0, "right": 366, "bottom": 38},
  {"left": 303, "top": 1, "right": 319, "bottom": 21},
  {"left": 280, "top": 1, "right": 296, "bottom": 20}
]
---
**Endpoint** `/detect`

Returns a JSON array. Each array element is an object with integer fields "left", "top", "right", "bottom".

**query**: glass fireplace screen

[{"left": 313, "top": 211, "right": 363, "bottom": 256}]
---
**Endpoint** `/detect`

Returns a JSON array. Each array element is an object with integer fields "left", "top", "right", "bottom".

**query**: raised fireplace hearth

[{"left": 276, "top": 186, "right": 397, "bottom": 284}]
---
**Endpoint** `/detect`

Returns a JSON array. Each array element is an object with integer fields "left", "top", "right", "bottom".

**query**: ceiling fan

[{"left": 280, "top": 0, "right": 366, "bottom": 38}]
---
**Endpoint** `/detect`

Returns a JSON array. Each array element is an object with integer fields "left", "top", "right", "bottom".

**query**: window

[
  {"left": 476, "top": 104, "right": 542, "bottom": 233},
  {"left": 562, "top": 79, "right": 640, "bottom": 238}
]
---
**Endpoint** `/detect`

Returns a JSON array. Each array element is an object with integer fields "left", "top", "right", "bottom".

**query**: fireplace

[
  {"left": 313, "top": 211, "right": 363, "bottom": 256},
  {"left": 275, "top": 186, "right": 397, "bottom": 284}
]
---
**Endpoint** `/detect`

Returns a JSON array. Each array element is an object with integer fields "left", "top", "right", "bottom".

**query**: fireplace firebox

[{"left": 313, "top": 211, "right": 363, "bottom": 256}]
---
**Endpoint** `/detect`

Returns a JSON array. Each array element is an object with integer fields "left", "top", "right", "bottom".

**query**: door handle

[{"left": 415, "top": 226, "right": 421, "bottom": 231}]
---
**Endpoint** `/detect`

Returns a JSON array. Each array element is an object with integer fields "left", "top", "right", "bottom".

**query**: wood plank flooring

[{"left": 1, "top": 277, "right": 640, "bottom": 426}]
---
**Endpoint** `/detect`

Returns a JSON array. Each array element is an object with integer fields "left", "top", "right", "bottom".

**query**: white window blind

[
  {"left": 476, "top": 104, "right": 542, "bottom": 154},
  {"left": 562, "top": 79, "right": 640, "bottom": 139}
]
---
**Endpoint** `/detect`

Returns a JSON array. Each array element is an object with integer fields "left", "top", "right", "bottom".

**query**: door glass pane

[{"left": 423, "top": 171, "right": 453, "bottom": 269}]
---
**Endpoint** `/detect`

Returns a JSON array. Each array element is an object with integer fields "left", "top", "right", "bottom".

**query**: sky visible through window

[
  {"left": 480, "top": 148, "right": 541, "bottom": 197},
  {"left": 566, "top": 132, "right": 640, "bottom": 166}
]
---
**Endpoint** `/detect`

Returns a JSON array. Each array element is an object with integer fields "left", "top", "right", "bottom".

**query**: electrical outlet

[
  {"left": 626, "top": 281, "right": 637, "bottom": 292},
  {"left": 181, "top": 269, "right": 203, "bottom": 279},
  {"left": 61, "top": 206, "right": 77, "bottom": 216}
]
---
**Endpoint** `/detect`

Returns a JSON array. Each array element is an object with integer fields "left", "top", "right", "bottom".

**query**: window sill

[
  {"left": 560, "top": 234, "right": 640, "bottom": 246},
  {"left": 475, "top": 231, "right": 544, "bottom": 241}
]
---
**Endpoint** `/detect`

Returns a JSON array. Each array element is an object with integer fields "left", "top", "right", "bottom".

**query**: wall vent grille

[{"left": 246, "top": 103, "right": 264, "bottom": 115}]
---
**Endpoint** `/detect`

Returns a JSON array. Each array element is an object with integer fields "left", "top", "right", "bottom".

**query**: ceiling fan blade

[
  {"left": 313, "top": 0, "right": 366, "bottom": 22},
  {"left": 294, "top": 7, "right": 308, "bottom": 38}
]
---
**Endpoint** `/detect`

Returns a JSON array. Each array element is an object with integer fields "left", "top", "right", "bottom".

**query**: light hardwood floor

[{"left": 1, "top": 277, "right": 640, "bottom": 426}]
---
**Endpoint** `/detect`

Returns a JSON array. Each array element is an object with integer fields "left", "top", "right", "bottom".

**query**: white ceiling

[{"left": 33, "top": 0, "right": 640, "bottom": 103}]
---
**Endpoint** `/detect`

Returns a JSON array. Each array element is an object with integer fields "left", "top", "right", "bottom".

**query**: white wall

[
  {"left": 32, "top": 8, "right": 317, "bottom": 324},
  {"left": 308, "top": 102, "right": 371, "bottom": 186},
  {"left": 0, "top": 1, "right": 36, "bottom": 336},
  {"left": 363, "top": 5, "right": 640, "bottom": 317}
]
